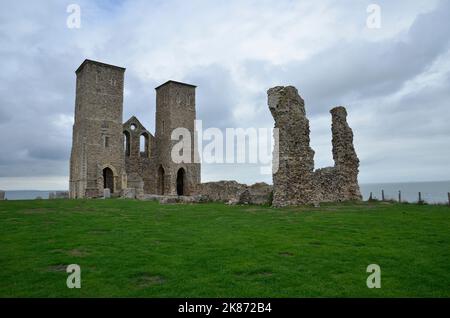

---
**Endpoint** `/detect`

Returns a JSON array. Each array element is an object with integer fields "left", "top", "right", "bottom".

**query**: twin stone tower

[
  {"left": 69, "top": 60, "right": 200, "bottom": 199},
  {"left": 69, "top": 59, "right": 361, "bottom": 206}
]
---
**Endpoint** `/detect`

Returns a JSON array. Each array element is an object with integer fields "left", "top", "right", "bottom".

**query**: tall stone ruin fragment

[
  {"left": 268, "top": 86, "right": 319, "bottom": 207},
  {"left": 330, "top": 106, "right": 362, "bottom": 201},
  {"left": 268, "top": 86, "right": 362, "bottom": 206}
]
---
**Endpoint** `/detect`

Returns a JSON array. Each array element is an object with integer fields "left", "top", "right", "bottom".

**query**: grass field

[{"left": 0, "top": 199, "right": 449, "bottom": 297}]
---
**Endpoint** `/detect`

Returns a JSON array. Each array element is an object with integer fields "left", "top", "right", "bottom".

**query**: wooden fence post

[
  {"left": 418, "top": 192, "right": 422, "bottom": 203},
  {"left": 398, "top": 190, "right": 401, "bottom": 203},
  {"left": 448, "top": 192, "right": 450, "bottom": 206},
  {"left": 369, "top": 192, "right": 373, "bottom": 201},
  {"left": 381, "top": 190, "right": 385, "bottom": 201}
]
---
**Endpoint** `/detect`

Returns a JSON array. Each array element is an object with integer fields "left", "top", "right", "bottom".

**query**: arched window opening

[
  {"left": 140, "top": 133, "right": 149, "bottom": 157},
  {"left": 104, "top": 136, "right": 110, "bottom": 148},
  {"left": 124, "top": 131, "right": 130, "bottom": 157}
]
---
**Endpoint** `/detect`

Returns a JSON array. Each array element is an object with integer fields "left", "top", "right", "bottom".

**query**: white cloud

[{"left": 0, "top": 0, "right": 449, "bottom": 188}]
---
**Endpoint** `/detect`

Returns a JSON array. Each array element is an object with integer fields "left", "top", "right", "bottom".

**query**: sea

[
  {"left": 2, "top": 181, "right": 450, "bottom": 204},
  {"left": 3, "top": 190, "right": 56, "bottom": 200},
  {"left": 360, "top": 181, "right": 450, "bottom": 204}
]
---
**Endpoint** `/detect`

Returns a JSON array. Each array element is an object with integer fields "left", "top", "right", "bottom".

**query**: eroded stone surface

[
  {"left": 199, "top": 181, "right": 273, "bottom": 205},
  {"left": 142, "top": 194, "right": 207, "bottom": 204},
  {"left": 268, "top": 86, "right": 362, "bottom": 206},
  {"left": 199, "top": 181, "right": 247, "bottom": 203},
  {"left": 268, "top": 86, "right": 319, "bottom": 207},
  {"left": 330, "top": 106, "right": 362, "bottom": 201},
  {"left": 121, "top": 188, "right": 136, "bottom": 199},
  {"left": 239, "top": 182, "right": 273, "bottom": 205}
]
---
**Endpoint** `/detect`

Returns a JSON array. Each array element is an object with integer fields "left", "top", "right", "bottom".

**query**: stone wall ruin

[
  {"left": 268, "top": 86, "right": 362, "bottom": 207},
  {"left": 198, "top": 181, "right": 273, "bottom": 205},
  {"left": 67, "top": 59, "right": 361, "bottom": 207}
]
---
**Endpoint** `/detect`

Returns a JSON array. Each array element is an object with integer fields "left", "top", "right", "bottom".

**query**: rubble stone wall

[
  {"left": 267, "top": 86, "right": 362, "bottom": 206},
  {"left": 198, "top": 181, "right": 272, "bottom": 205},
  {"left": 330, "top": 106, "right": 362, "bottom": 201},
  {"left": 268, "top": 86, "right": 319, "bottom": 207}
]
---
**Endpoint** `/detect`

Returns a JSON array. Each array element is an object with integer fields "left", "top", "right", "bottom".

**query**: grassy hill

[{"left": 0, "top": 199, "right": 449, "bottom": 297}]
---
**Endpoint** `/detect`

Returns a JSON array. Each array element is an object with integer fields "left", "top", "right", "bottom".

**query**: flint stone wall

[
  {"left": 121, "top": 188, "right": 136, "bottom": 199},
  {"left": 139, "top": 194, "right": 207, "bottom": 204},
  {"left": 268, "top": 86, "right": 319, "bottom": 207},
  {"left": 329, "top": 106, "right": 362, "bottom": 201},
  {"left": 268, "top": 86, "right": 362, "bottom": 206},
  {"left": 314, "top": 167, "right": 341, "bottom": 202},
  {"left": 198, "top": 181, "right": 273, "bottom": 205}
]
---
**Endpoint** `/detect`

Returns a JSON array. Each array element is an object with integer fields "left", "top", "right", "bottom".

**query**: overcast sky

[{"left": 0, "top": 0, "right": 449, "bottom": 190}]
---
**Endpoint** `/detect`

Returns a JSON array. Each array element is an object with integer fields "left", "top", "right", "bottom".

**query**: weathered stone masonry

[
  {"left": 68, "top": 59, "right": 361, "bottom": 206},
  {"left": 329, "top": 106, "right": 362, "bottom": 201},
  {"left": 69, "top": 60, "right": 200, "bottom": 198},
  {"left": 69, "top": 60, "right": 126, "bottom": 199},
  {"left": 268, "top": 86, "right": 362, "bottom": 207},
  {"left": 268, "top": 86, "right": 320, "bottom": 207}
]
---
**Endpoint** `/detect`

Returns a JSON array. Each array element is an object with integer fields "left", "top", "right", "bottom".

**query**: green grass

[{"left": 0, "top": 199, "right": 449, "bottom": 297}]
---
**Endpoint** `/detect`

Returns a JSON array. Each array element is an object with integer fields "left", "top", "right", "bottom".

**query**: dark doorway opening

[
  {"left": 158, "top": 166, "right": 165, "bottom": 195},
  {"left": 103, "top": 167, "right": 114, "bottom": 193},
  {"left": 176, "top": 168, "right": 186, "bottom": 196}
]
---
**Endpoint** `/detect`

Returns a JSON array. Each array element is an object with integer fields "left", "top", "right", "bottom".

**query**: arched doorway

[
  {"left": 103, "top": 167, "right": 114, "bottom": 193},
  {"left": 157, "top": 166, "right": 165, "bottom": 195},
  {"left": 176, "top": 168, "right": 186, "bottom": 196}
]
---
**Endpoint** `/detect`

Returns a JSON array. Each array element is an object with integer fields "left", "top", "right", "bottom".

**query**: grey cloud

[
  {"left": 0, "top": 0, "right": 449, "bottom": 186},
  {"left": 241, "top": 0, "right": 450, "bottom": 116},
  {"left": 0, "top": 107, "right": 12, "bottom": 124},
  {"left": 186, "top": 64, "right": 238, "bottom": 129},
  {"left": 28, "top": 143, "right": 70, "bottom": 161},
  {"left": 122, "top": 73, "right": 160, "bottom": 133}
]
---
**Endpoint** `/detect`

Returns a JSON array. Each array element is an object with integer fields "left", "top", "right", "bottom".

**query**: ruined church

[
  {"left": 69, "top": 59, "right": 361, "bottom": 206},
  {"left": 69, "top": 59, "right": 200, "bottom": 199}
]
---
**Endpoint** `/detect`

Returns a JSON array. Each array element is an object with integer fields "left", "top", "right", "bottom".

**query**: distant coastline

[
  {"left": 360, "top": 180, "right": 450, "bottom": 204},
  {"left": 2, "top": 180, "right": 450, "bottom": 203},
  {"left": 3, "top": 190, "right": 58, "bottom": 200}
]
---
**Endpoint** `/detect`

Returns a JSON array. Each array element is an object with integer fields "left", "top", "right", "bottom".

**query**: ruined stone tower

[
  {"left": 69, "top": 60, "right": 126, "bottom": 198},
  {"left": 154, "top": 81, "right": 201, "bottom": 196}
]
